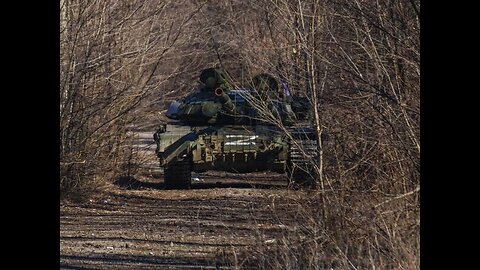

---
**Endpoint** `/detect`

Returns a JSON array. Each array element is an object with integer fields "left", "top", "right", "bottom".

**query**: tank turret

[{"left": 165, "top": 68, "right": 238, "bottom": 125}]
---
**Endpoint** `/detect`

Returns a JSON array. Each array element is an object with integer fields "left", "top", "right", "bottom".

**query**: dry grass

[{"left": 220, "top": 189, "right": 420, "bottom": 269}]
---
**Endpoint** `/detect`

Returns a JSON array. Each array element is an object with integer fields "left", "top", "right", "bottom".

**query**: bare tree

[
  {"left": 194, "top": 0, "right": 420, "bottom": 268},
  {"left": 60, "top": 0, "right": 206, "bottom": 195}
]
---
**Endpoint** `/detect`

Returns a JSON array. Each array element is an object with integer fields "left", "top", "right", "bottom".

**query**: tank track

[
  {"left": 287, "top": 125, "right": 318, "bottom": 187},
  {"left": 164, "top": 158, "right": 192, "bottom": 189}
]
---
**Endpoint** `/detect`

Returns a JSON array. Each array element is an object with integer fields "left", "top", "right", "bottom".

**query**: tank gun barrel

[{"left": 214, "top": 88, "right": 235, "bottom": 113}]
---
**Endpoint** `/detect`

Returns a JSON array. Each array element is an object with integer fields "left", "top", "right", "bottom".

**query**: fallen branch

[{"left": 374, "top": 185, "right": 420, "bottom": 208}]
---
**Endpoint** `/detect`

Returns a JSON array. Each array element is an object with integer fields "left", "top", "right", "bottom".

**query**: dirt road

[{"left": 60, "top": 172, "right": 313, "bottom": 269}]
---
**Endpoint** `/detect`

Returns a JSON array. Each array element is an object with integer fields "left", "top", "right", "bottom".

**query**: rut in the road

[{"left": 60, "top": 184, "right": 309, "bottom": 270}]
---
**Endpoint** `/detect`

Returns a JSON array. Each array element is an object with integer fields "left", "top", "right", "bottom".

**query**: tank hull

[{"left": 155, "top": 123, "right": 288, "bottom": 174}]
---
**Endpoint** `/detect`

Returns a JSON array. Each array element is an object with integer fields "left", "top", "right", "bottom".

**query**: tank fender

[{"left": 158, "top": 132, "right": 196, "bottom": 166}]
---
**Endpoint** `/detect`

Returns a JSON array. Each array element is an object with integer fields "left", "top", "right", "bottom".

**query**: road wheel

[{"left": 164, "top": 158, "right": 192, "bottom": 189}]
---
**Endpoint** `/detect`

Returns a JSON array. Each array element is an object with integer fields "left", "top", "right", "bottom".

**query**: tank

[{"left": 153, "top": 68, "right": 318, "bottom": 189}]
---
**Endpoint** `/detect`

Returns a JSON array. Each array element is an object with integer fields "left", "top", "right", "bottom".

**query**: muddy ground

[{"left": 60, "top": 171, "right": 317, "bottom": 269}]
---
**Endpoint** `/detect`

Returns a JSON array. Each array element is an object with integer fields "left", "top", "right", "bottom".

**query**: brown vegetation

[{"left": 60, "top": 0, "right": 420, "bottom": 268}]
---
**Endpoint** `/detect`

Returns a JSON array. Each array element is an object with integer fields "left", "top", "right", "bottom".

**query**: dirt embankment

[{"left": 60, "top": 172, "right": 312, "bottom": 269}]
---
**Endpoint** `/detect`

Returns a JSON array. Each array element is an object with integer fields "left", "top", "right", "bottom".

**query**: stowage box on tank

[{"left": 153, "top": 68, "right": 318, "bottom": 189}]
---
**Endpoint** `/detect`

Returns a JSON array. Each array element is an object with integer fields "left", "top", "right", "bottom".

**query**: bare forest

[{"left": 60, "top": 0, "right": 420, "bottom": 269}]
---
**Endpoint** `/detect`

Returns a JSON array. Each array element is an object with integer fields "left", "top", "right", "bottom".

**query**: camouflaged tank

[{"left": 153, "top": 68, "right": 318, "bottom": 189}]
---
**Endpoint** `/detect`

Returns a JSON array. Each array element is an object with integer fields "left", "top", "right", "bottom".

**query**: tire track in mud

[{"left": 60, "top": 176, "right": 311, "bottom": 269}]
